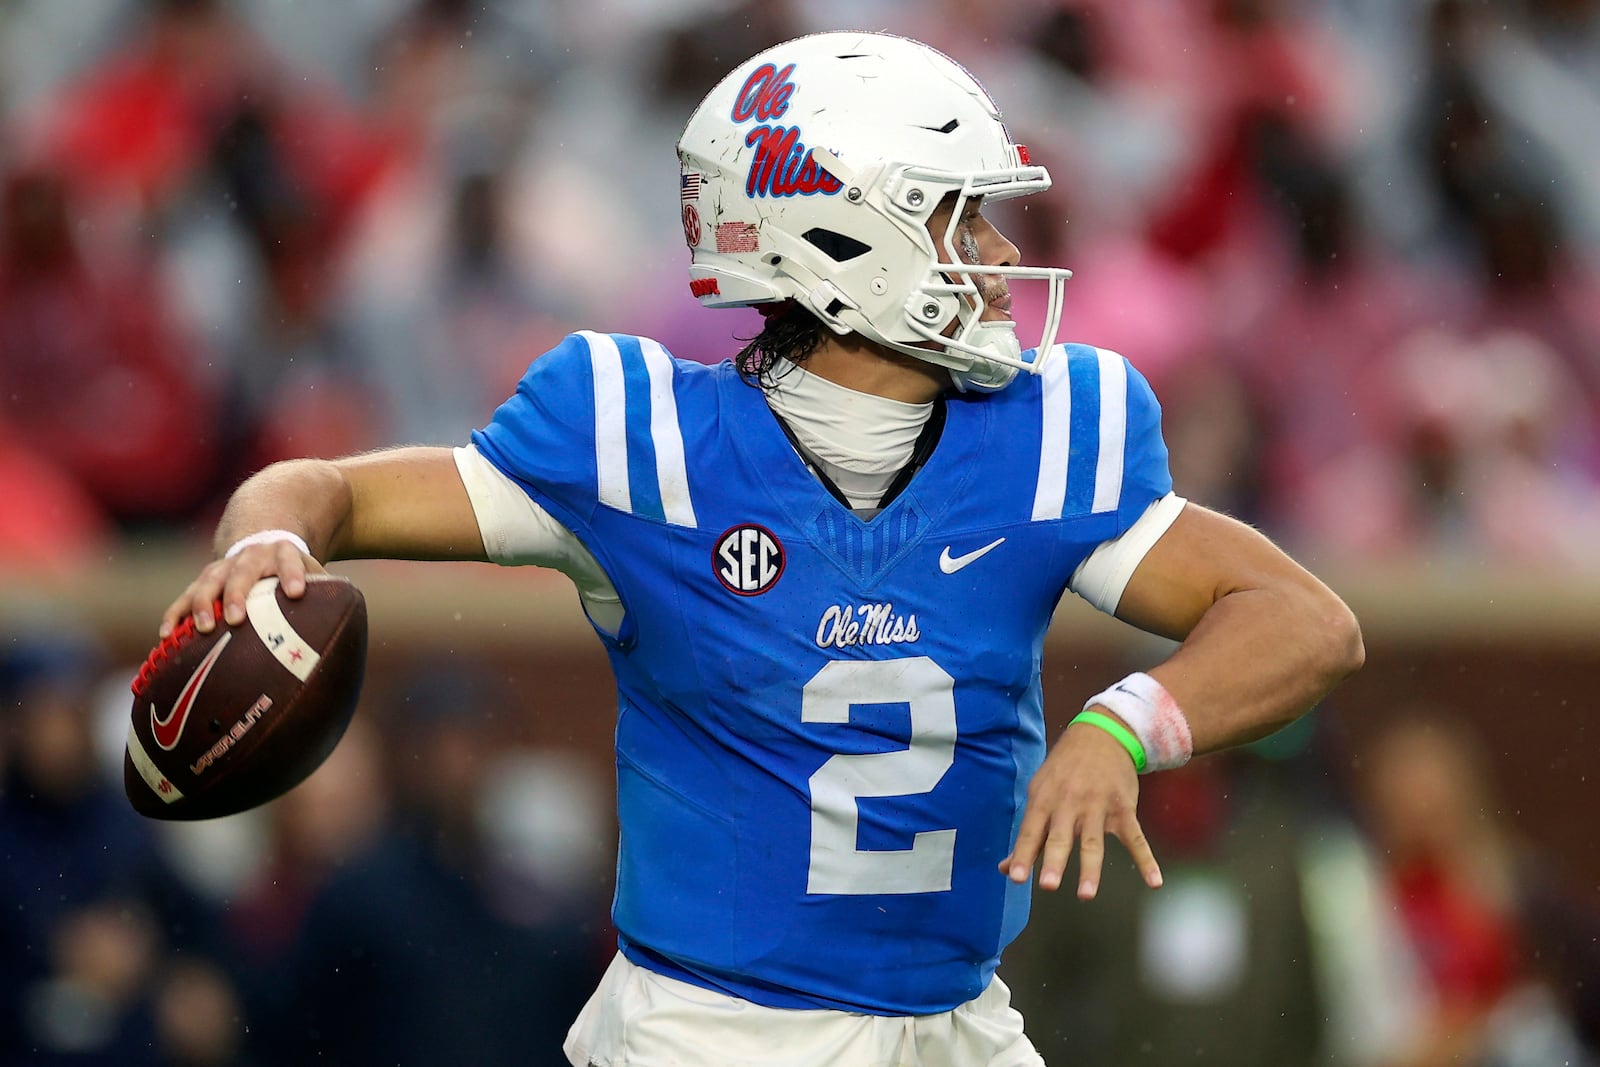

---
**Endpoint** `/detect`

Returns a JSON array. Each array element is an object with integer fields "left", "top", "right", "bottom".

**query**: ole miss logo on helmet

[
  {"left": 730, "top": 63, "right": 843, "bottom": 200},
  {"left": 714, "top": 524, "right": 785, "bottom": 595}
]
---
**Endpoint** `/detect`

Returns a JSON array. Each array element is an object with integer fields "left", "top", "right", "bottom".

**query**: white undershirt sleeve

[
  {"left": 452, "top": 445, "right": 625, "bottom": 633},
  {"left": 1069, "top": 493, "right": 1188, "bottom": 615}
]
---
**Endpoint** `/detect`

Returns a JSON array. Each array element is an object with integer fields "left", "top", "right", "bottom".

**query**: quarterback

[{"left": 164, "top": 32, "right": 1363, "bottom": 1067}]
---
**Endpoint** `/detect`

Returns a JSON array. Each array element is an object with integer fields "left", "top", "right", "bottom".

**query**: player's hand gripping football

[
  {"left": 160, "top": 538, "right": 326, "bottom": 638},
  {"left": 999, "top": 719, "right": 1163, "bottom": 898}
]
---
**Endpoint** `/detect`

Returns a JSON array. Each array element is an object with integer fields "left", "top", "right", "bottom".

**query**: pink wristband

[{"left": 1082, "top": 672, "right": 1193, "bottom": 773}]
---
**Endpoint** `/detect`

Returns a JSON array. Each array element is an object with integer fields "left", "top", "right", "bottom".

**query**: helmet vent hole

[
  {"left": 916, "top": 119, "right": 961, "bottom": 134},
  {"left": 802, "top": 228, "right": 871, "bottom": 262}
]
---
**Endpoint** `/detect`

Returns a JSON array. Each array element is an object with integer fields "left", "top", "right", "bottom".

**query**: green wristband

[{"left": 1071, "top": 710, "right": 1148, "bottom": 773}]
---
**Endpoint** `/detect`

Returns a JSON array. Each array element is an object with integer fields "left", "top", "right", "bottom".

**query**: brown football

[{"left": 125, "top": 575, "right": 368, "bottom": 820}]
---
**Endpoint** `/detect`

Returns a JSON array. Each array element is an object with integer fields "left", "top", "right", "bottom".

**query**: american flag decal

[
  {"left": 680, "top": 172, "right": 703, "bottom": 203},
  {"left": 715, "top": 221, "right": 759, "bottom": 253}
]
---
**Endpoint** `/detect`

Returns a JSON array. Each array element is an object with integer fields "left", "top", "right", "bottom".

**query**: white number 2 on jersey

[{"left": 802, "top": 657, "right": 957, "bottom": 895}]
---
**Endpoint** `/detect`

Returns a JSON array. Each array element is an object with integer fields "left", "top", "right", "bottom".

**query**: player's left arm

[
  {"left": 1002, "top": 502, "right": 1363, "bottom": 898},
  {"left": 1115, "top": 502, "right": 1364, "bottom": 750}
]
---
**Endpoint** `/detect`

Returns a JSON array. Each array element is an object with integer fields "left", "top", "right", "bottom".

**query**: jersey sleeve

[
  {"left": 1028, "top": 344, "right": 1180, "bottom": 611},
  {"left": 451, "top": 444, "right": 610, "bottom": 575},
  {"left": 1104, "top": 350, "right": 1173, "bottom": 525},
  {"left": 469, "top": 332, "right": 601, "bottom": 529},
  {"left": 1061, "top": 348, "right": 1180, "bottom": 612},
  {"left": 1030, "top": 344, "right": 1174, "bottom": 526},
  {"left": 1069, "top": 492, "right": 1186, "bottom": 613},
  {"left": 471, "top": 330, "right": 700, "bottom": 532},
  {"left": 453, "top": 443, "right": 625, "bottom": 633}
]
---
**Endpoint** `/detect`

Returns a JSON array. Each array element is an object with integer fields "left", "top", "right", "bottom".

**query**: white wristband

[
  {"left": 1083, "top": 672, "right": 1193, "bottom": 773},
  {"left": 224, "top": 529, "right": 313, "bottom": 560}
]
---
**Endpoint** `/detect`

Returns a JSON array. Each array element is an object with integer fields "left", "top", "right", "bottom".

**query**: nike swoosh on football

[
  {"left": 151, "top": 631, "right": 233, "bottom": 751},
  {"left": 938, "top": 537, "right": 1007, "bottom": 574}
]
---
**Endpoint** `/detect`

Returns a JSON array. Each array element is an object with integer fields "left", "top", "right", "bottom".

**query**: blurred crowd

[
  {"left": 2, "top": 0, "right": 1600, "bottom": 1064},
  {"left": 0, "top": 635, "right": 613, "bottom": 1066},
  {"left": 1, "top": 0, "right": 1599, "bottom": 568},
  {"left": 1007, "top": 704, "right": 1600, "bottom": 1067}
]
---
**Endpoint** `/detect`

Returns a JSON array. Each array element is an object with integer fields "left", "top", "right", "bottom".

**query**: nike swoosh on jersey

[
  {"left": 151, "top": 631, "right": 233, "bottom": 751},
  {"left": 938, "top": 537, "right": 1007, "bottom": 574}
]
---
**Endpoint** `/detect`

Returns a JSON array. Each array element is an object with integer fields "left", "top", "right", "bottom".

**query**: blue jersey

[{"left": 471, "top": 331, "right": 1172, "bottom": 1015}]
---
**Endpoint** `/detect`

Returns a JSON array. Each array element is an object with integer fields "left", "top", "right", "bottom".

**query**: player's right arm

[
  {"left": 166, "top": 331, "right": 625, "bottom": 638},
  {"left": 161, "top": 446, "right": 484, "bottom": 637}
]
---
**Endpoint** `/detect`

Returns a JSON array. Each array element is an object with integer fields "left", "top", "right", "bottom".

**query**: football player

[{"left": 163, "top": 31, "right": 1363, "bottom": 1067}]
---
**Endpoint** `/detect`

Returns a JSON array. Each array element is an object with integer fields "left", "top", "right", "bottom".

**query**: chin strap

[{"left": 946, "top": 322, "right": 1025, "bottom": 392}]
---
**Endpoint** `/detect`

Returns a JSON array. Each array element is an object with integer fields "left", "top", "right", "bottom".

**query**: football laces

[{"left": 132, "top": 601, "right": 224, "bottom": 698}]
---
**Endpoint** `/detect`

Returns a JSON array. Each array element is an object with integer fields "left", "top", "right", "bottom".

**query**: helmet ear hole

[{"left": 802, "top": 228, "right": 872, "bottom": 262}]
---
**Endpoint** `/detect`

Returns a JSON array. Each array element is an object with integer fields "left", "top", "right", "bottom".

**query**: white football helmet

[{"left": 676, "top": 31, "right": 1070, "bottom": 391}]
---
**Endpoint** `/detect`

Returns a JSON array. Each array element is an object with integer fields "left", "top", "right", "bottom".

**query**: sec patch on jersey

[{"left": 124, "top": 575, "right": 368, "bottom": 820}]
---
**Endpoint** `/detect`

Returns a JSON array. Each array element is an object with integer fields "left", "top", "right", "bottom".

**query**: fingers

[
  {"left": 1002, "top": 800, "right": 1052, "bottom": 884},
  {"left": 219, "top": 563, "right": 262, "bottom": 628},
  {"left": 997, "top": 729, "right": 1163, "bottom": 897},
  {"left": 1075, "top": 811, "right": 1164, "bottom": 897},
  {"left": 274, "top": 540, "right": 311, "bottom": 598},
  {"left": 160, "top": 560, "right": 226, "bottom": 638},
  {"left": 1071, "top": 817, "right": 1105, "bottom": 898},
  {"left": 1027, "top": 811, "right": 1102, "bottom": 897},
  {"left": 1112, "top": 815, "right": 1163, "bottom": 890},
  {"left": 159, "top": 542, "right": 320, "bottom": 637},
  {"left": 998, "top": 807, "right": 1160, "bottom": 897}
]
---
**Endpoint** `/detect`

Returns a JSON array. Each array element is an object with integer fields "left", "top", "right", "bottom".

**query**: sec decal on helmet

[{"left": 676, "top": 31, "right": 1071, "bottom": 392}]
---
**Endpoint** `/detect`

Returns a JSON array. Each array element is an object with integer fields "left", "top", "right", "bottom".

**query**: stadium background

[{"left": 1, "top": 0, "right": 1597, "bottom": 1063}]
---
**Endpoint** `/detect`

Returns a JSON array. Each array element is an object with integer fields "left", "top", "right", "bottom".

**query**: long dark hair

[{"left": 736, "top": 301, "right": 827, "bottom": 387}]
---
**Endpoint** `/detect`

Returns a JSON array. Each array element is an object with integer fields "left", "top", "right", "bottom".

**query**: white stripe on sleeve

[
  {"left": 1092, "top": 348, "right": 1127, "bottom": 514},
  {"left": 583, "top": 330, "right": 631, "bottom": 514},
  {"left": 640, "top": 338, "right": 697, "bottom": 528},
  {"left": 1031, "top": 354, "right": 1072, "bottom": 521}
]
